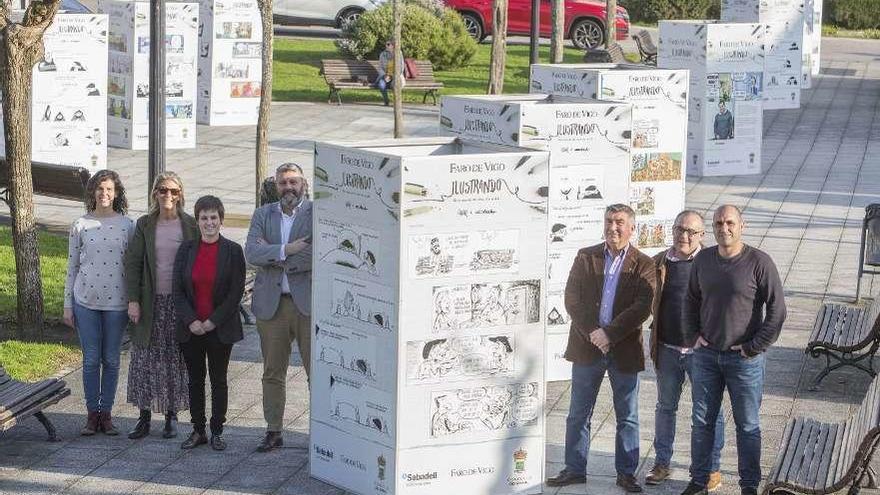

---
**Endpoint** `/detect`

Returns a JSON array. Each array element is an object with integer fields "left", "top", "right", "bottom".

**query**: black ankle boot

[
  {"left": 163, "top": 412, "right": 178, "bottom": 439},
  {"left": 128, "top": 409, "right": 151, "bottom": 440}
]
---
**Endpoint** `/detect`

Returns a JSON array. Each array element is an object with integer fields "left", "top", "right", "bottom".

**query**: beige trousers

[{"left": 256, "top": 296, "right": 311, "bottom": 432}]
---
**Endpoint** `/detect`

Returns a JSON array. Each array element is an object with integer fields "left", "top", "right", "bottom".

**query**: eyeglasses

[
  {"left": 157, "top": 187, "right": 180, "bottom": 196},
  {"left": 277, "top": 179, "right": 302, "bottom": 187},
  {"left": 673, "top": 226, "right": 704, "bottom": 237}
]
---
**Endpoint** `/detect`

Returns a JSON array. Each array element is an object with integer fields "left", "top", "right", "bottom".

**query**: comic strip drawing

[
  {"left": 319, "top": 345, "right": 377, "bottom": 381},
  {"left": 405, "top": 334, "right": 514, "bottom": 384},
  {"left": 631, "top": 153, "right": 683, "bottom": 182},
  {"left": 317, "top": 218, "right": 382, "bottom": 275},
  {"left": 638, "top": 221, "right": 672, "bottom": 249},
  {"left": 329, "top": 374, "right": 392, "bottom": 437},
  {"left": 431, "top": 280, "right": 541, "bottom": 332},
  {"left": 546, "top": 291, "right": 570, "bottom": 327},
  {"left": 408, "top": 230, "right": 519, "bottom": 279},
  {"left": 630, "top": 186, "right": 656, "bottom": 216},
  {"left": 331, "top": 276, "right": 395, "bottom": 332},
  {"left": 430, "top": 382, "right": 540, "bottom": 438}
]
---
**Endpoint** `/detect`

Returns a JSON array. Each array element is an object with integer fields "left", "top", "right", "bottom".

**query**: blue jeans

[
  {"left": 564, "top": 355, "right": 640, "bottom": 476},
  {"left": 653, "top": 344, "right": 724, "bottom": 470},
  {"left": 376, "top": 76, "right": 393, "bottom": 105},
  {"left": 690, "top": 347, "right": 765, "bottom": 489},
  {"left": 72, "top": 301, "right": 128, "bottom": 413}
]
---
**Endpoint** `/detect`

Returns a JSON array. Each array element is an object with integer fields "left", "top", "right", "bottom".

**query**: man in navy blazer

[{"left": 245, "top": 162, "right": 313, "bottom": 453}]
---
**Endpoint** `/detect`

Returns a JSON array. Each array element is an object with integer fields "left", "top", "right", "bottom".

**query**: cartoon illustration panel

[
  {"left": 316, "top": 218, "right": 385, "bottom": 277},
  {"left": 329, "top": 275, "right": 396, "bottom": 333},
  {"left": 429, "top": 382, "right": 540, "bottom": 438},
  {"left": 408, "top": 229, "right": 520, "bottom": 279},
  {"left": 431, "top": 280, "right": 541, "bottom": 334},
  {"left": 405, "top": 333, "right": 515, "bottom": 384}
]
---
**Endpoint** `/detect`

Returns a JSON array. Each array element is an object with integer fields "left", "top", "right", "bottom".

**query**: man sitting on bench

[{"left": 376, "top": 40, "right": 405, "bottom": 106}]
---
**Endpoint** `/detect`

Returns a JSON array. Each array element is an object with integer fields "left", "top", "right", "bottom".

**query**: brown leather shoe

[
  {"left": 81, "top": 412, "right": 99, "bottom": 436},
  {"left": 99, "top": 411, "right": 119, "bottom": 435},
  {"left": 617, "top": 474, "right": 644, "bottom": 493},
  {"left": 546, "top": 470, "right": 586, "bottom": 487},
  {"left": 645, "top": 464, "right": 671, "bottom": 485},
  {"left": 256, "top": 431, "right": 283, "bottom": 452},
  {"left": 707, "top": 471, "right": 722, "bottom": 492}
]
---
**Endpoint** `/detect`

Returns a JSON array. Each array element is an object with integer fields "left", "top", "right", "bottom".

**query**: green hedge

[
  {"left": 336, "top": 1, "right": 476, "bottom": 71},
  {"left": 826, "top": 0, "right": 880, "bottom": 29},
  {"left": 620, "top": 0, "right": 719, "bottom": 24}
]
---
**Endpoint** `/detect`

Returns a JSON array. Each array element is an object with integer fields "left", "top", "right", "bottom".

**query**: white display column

[
  {"left": 802, "top": 0, "right": 822, "bottom": 88},
  {"left": 529, "top": 64, "right": 689, "bottom": 257},
  {"left": 439, "top": 94, "right": 633, "bottom": 380},
  {"left": 721, "top": 0, "right": 804, "bottom": 109},
  {"left": 311, "top": 137, "right": 548, "bottom": 495},
  {"left": 659, "top": 21, "right": 765, "bottom": 177},
  {"left": 197, "top": 0, "right": 262, "bottom": 125},
  {"left": 101, "top": 0, "right": 198, "bottom": 149},
  {"left": 0, "top": 13, "right": 108, "bottom": 172}
]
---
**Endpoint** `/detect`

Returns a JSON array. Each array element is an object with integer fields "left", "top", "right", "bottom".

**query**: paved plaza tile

[{"left": 2, "top": 37, "right": 880, "bottom": 494}]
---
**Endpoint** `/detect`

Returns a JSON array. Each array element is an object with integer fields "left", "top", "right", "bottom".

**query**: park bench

[
  {"left": 805, "top": 298, "right": 880, "bottom": 391},
  {"left": 583, "top": 42, "right": 628, "bottom": 64},
  {"left": 760, "top": 373, "right": 880, "bottom": 495},
  {"left": 0, "top": 366, "right": 70, "bottom": 441},
  {"left": 0, "top": 158, "right": 90, "bottom": 206},
  {"left": 319, "top": 59, "right": 443, "bottom": 105},
  {"left": 631, "top": 30, "right": 657, "bottom": 65}
]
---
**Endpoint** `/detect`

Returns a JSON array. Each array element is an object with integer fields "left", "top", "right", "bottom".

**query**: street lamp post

[
  {"left": 529, "top": 0, "right": 540, "bottom": 64},
  {"left": 148, "top": 0, "right": 166, "bottom": 193}
]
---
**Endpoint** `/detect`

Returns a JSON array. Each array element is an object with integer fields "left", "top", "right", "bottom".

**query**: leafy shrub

[
  {"left": 336, "top": 1, "right": 477, "bottom": 70},
  {"left": 619, "top": 0, "right": 719, "bottom": 24},
  {"left": 826, "top": 0, "right": 880, "bottom": 29}
]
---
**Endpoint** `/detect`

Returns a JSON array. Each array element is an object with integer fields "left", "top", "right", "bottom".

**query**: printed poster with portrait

[
  {"left": 0, "top": 13, "right": 108, "bottom": 172},
  {"left": 197, "top": 0, "right": 262, "bottom": 125},
  {"left": 659, "top": 21, "right": 765, "bottom": 176},
  {"left": 310, "top": 137, "right": 547, "bottom": 495},
  {"left": 99, "top": 0, "right": 198, "bottom": 149},
  {"left": 721, "top": 0, "right": 804, "bottom": 109}
]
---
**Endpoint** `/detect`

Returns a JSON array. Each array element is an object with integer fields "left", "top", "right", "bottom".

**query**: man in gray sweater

[{"left": 680, "top": 205, "right": 786, "bottom": 495}]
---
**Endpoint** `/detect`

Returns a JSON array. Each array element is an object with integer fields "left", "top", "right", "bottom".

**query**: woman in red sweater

[{"left": 172, "top": 195, "right": 246, "bottom": 450}]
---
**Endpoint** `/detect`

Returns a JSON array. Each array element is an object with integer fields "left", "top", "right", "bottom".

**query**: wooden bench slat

[
  {"left": 809, "top": 304, "right": 829, "bottom": 342},
  {"left": 780, "top": 417, "right": 810, "bottom": 482},
  {"left": 813, "top": 422, "right": 839, "bottom": 489},
  {"left": 802, "top": 423, "right": 830, "bottom": 487},
  {"left": 817, "top": 304, "right": 837, "bottom": 343},
  {"left": 769, "top": 416, "right": 801, "bottom": 484}
]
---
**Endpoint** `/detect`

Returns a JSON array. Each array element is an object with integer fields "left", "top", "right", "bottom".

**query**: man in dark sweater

[
  {"left": 645, "top": 210, "right": 725, "bottom": 490},
  {"left": 681, "top": 205, "right": 787, "bottom": 495}
]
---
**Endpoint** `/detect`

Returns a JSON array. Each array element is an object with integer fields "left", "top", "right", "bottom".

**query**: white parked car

[{"left": 273, "top": 0, "right": 385, "bottom": 29}]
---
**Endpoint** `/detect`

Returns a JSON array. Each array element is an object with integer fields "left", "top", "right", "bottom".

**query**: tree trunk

[
  {"left": 255, "top": 0, "right": 273, "bottom": 205},
  {"left": 392, "top": 0, "right": 403, "bottom": 138},
  {"left": 487, "top": 0, "right": 508, "bottom": 95},
  {"left": 605, "top": 0, "right": 616, "bottom": 49},
  {"left": 0, "top": 0, "right": 61, "bottom": 338},
  {"left": 550, "top": 0, "right": 564, "bottom": 63}
]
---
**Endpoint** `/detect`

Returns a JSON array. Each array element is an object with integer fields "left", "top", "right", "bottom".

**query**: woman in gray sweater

[{"left": 63, "top": 170, "right": 134, "bottom": 436}]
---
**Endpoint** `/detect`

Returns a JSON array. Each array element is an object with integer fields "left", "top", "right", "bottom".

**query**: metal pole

[
  {"left": 148, "top": 0, "right": 166, "bottom": 193},
  {"left": 529, "top": 0, "right": 539, "bottom": 65}
]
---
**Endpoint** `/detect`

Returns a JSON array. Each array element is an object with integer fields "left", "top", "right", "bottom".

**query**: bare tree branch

[{"left": 23, "top": 0, "right": 59, "bottom": 29}]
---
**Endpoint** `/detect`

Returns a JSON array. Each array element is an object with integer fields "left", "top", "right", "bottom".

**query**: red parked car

[{"left": 443, "top": 0, "right": 630, "bottom": 50}]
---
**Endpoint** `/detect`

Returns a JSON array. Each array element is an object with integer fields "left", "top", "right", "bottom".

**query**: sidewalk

[{"left": 2, "top": 36, "right": 880, "bottom": 494}]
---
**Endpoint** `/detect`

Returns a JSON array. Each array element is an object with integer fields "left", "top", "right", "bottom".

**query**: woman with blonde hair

[
  {"left": 125, "top": 171, "right": 198, "bottom": 439},
  {"left": 63, "top": 169, "right": 134, "bottom": 436}
]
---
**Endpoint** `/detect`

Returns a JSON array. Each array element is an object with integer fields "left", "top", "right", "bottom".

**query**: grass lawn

[
  {"left": 0, "top": 225, "right": 67, "bottom": 320},
  {"left": 0, "top": 340, "right": 80, "bottom": 381},
  {"left": 273, "top": 39, "right": 628, "bottom": 104}
]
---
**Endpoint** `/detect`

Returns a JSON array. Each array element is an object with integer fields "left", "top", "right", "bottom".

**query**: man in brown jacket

[
  {"left": 645, "top": 210, "right": 724, "bottom": 490},
  {"left": 546, "top": 204, "right": 656, "bottom": 493}
]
